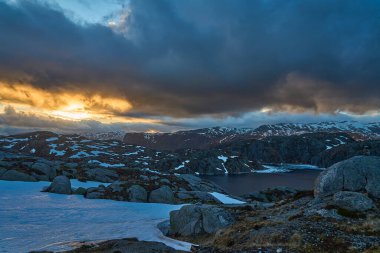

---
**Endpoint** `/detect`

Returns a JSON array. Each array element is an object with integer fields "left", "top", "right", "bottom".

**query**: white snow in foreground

[
  {"left": 0, "top": 180, "right": 192, "bottom": 252},
  {"left": 209, "top": 192, "right": 246, "bottom": 204}
]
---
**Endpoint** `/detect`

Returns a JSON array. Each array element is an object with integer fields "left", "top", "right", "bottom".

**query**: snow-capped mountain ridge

[{"left": 123, "top": 121, "right": 380, "bottom": 150}]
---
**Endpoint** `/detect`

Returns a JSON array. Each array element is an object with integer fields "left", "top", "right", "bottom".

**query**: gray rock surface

[
  {"left": 31, "top": 162, "right": 57, "bottom": 180},
  {"left": 127, "top": 185, "right": 148, "bottom": 202},
  {"left": 149, "top": 185, "right": 175, "bottom": 204},
  {"left": 45, "top": 176, "right": 72, "bottom": 194},
  {"left": 314, "top": 156, "right": 380, "bottom": 199},
  {"left": 177, "top": 174, "right": 226, "bottom": 193},
  {"left": 169, "top": 204, "right": 234, "bottom": 236},
  {"left": 0, "top": 170, "right": 37, "bottom": 182},
  {"left": 85, "top": 187, "right": 105, "bottom": 199},
  {"left": 332, "top": 191, "right": 374, "bottom": 212}
]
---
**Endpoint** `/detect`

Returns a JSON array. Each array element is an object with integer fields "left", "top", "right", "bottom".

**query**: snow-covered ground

[
  {"left": 209, "top": 192, "right": 245, "bottom": 204},
  {"left": 0, "top": 180, "right": 192, "bottom": 252}
]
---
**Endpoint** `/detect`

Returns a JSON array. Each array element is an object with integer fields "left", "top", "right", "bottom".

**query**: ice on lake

[{"left": 0, "top": 180, "right": 192, "bottom": 252}]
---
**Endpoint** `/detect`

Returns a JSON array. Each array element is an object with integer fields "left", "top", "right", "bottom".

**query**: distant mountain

[
  {"left": 253, "top": 121, "right": 380, "bottom": 140},
  {"left": 123, "top": 127, "right": 258, "bottom": 150},
  {"left": 123, "top": 121, "right": 380, "bottom": 150},
  {"left": 79, "top": 131, "right": 125, "bottom": 141}
]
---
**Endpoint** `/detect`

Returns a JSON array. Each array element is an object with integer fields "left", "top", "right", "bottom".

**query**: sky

[{"left": 1, "top": 0, "right": 380, "bottom": 134}]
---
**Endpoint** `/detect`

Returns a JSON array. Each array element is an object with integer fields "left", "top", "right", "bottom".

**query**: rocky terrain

[
  {"left": 162, "top": 156, "right": 380, "bottom": 253},
  {"left": 3, "top": 129, "right": 380, "bottom": 176},
  {"left": 123, "top": 121, "right": 380, "bottom": 150},
  {"left": 36, "top": 155, "right": 379, "bottom": 253}
]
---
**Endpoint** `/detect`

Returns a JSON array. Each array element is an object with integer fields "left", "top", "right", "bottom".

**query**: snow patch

[
  {"left": 0, "top": 180, "right": 192, "bottom": 252},
  {"left": 209, "top": 192, "right": 245, "bottom": 204}
]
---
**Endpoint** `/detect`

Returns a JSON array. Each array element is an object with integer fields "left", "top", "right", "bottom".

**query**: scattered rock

[
  {"left": 44, "top": 176, "right": 72, "bottom": 194},
  {"left": 85, "top": 187, "right": 105, "bottom": 199},
  {"left": 31, "top": 162, "right": 57, "bottom": 180},
  {"left": 169, "top": 204, "right": 234, "bottom": 236},
  {"left": 332, "top": 191, "right": 374, "bottom": 212},
  {"left": 72, "top": 187, "right": 86, "bottom": 195},
  {"left": 127, "top": 184, "right": 148, "bottom": 202},
  {"left": 149, "top": 185, "right": 175, "bottom": 204},
  {"left": 0, "top": 169, "right": 37, "bottom": 182}
]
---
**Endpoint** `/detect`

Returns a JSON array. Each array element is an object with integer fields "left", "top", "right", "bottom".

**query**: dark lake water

[{"left": 202, "top": 170, "right": 322, "bottom": 196}]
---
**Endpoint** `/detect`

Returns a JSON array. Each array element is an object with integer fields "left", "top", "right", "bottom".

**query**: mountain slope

[{"left": 123, "top": 121, "right": 380, "bottom": 150}]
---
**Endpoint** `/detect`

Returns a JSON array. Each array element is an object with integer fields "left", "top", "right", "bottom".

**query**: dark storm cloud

[{"left": 1, "top": 0, "right": 380, "bottom": 117}]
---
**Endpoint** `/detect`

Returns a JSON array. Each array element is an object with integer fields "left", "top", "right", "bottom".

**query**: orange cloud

[{"left": 0, "top": 82, "right": 156, "bottom": 124}]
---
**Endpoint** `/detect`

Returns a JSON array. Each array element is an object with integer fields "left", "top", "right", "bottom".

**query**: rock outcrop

[
  {"left": 127, "top": 184, "right": 148, "bottom": 202},
  {"left": 169, "top": 204, "right": 234, "bottom": 236},
  {"left": 148, "top": 185, "right": 175, "bottom": 204},
  {"left": 0, "top": 169, "right": 37, "bottom": 182},
  {"left": 44, "top": 176, "right": 72, "bottom": 194},
  {"left": 314, "top": 156, "right": 380, "bottom": 199},
  {"left": 332, "top": 191, "right": 374, "bottom": 212}
]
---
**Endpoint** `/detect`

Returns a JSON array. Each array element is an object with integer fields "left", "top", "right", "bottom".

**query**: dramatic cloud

[{"left": 1, "top": 0, "right": 380, "bottom": 133}]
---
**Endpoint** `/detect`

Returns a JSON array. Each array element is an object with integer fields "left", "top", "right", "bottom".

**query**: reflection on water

[{"left": 202, "top": 170, "right": 321, "bottom": 196}]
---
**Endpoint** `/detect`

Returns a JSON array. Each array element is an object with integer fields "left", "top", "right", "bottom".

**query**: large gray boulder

[
  {"left": 31, "top": 162, "right": 57, "bottom": 180},
  {"left": 149, "top": 185, "right": 175, "bottom": 204},
  {"left": 128, "top": 185, "right": 148, "bottom": 202},
  {"left": 332, "top": 191, "right": 374, "bottom": 212},
  {"left": 169, "top": 204, "right": 234, "bottom": 236},
  {"left": 45, "top": 176, "right": 72, "bottom": 194},
  {"left": 314, "top": 156, "right": 380, "bottom": 199},
  {"left": 0, "top": 170, "right": 37, "bottom": 182}
]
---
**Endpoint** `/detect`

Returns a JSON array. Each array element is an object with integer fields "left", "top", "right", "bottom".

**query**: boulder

[
  {"left": 314, "top": 156, "right": 380, "bottom": 199},
  {"left": 149, "top": 185, "right": 175, "bottom": 204},
  {"left": 332, "top": 191, "right": 374, "bottom": 212},
  {"left": 169, "top": 204, "right": 234, "bottom": 236},
  {"left": 127, "top": 185, "right": 148, "bottom": 202},
  {"left": 31, "top": 162, "right": 57, "bottom": 180},
  {"left": 45, "top": 176, "right": 72, "bottom": 194},
  {"left": 72, "top": 187, "right": 87, "bottom": 195},
  {"left": 0, "top": 169, "right": 37, "bottom": 182},
  {"left": 85, "top": 186, "right": 107, "bottom": 199}
]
